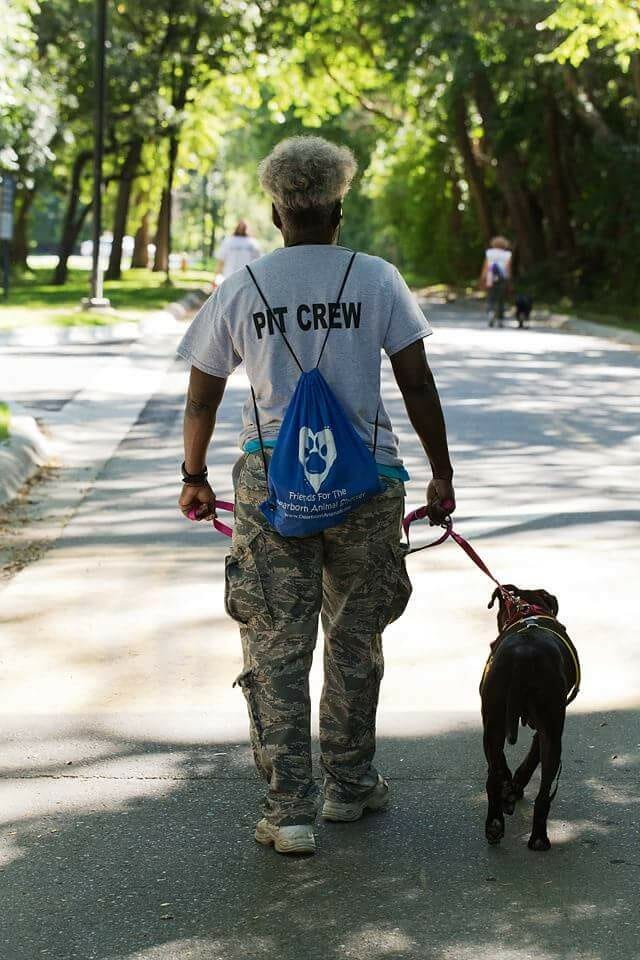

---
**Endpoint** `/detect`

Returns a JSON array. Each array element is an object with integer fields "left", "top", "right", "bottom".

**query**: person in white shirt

[
  {"left": 177, "top": 137, "right": 455, "bottom": 855},
  {"left": 215, "top": 221, "right": 261, "bottom": 280},
  {"left": 480, "top": 236, "right": 512, "bottom": 327}
]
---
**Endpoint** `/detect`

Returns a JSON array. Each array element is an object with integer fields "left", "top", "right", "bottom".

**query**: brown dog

[{"left": 480, "top": 585, "right": 580, "bottom": 851}]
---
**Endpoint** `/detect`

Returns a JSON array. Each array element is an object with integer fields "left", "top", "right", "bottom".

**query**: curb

[
  {"left": 415, "top": 293, "right": 640, "bottom": 349},
  {"left": 0, "top": 286, "right": 210, "bottom": 506},
  {"left": 541, "top": 312, "right": 640, "bottom": 348},
  {"left": 0, "top": 403, "right": 51, "bottom": 508},
  {"left": 0, "top": 287, "right": 210, "bottom": 348}
]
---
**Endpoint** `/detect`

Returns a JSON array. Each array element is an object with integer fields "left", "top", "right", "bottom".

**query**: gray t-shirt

[{"left": 176, "top": 245, "right": 431, "bottom": 469}]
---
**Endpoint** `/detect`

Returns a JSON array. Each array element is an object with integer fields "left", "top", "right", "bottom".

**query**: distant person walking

[
  {"left": 215, "top": 221, "right": 261, "bottom": 281},
  {"left": 480, "top": 236, "right": 512, "bottom": 327}
]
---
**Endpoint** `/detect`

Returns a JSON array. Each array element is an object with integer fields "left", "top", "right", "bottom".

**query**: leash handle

[
  {"left": 403, "top": 502, "right": 502, "bottom": 590},
  {"left": 402, "top": 499, "right": 455, "bottom": 536},
  {"left": 187, "top": 499, "right": 234, "bottom": 538}
]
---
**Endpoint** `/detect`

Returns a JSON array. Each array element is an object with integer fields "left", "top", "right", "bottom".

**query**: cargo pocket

[
  {"left": 233, "top": 667, "right": 271, "bottom": 781},
  {"left": 233, "top": 668, "right": 265, "bottom": 741},
  {"left": 224, "top": 532, "right": 273, "bottom": 630},
  {"left": 377, "top": 541, "right": 413, "bottom": 630}
]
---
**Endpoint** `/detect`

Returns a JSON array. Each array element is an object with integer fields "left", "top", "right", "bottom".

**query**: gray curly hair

[{"left": 258, "top": 136, "right": 357, "bottom": 211}]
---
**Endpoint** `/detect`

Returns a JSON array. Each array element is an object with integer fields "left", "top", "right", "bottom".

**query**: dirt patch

[{"left": 0, "top": 464, "right": 63, "bottom": 585}]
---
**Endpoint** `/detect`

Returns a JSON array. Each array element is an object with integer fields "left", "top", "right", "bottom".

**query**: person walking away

[
  {"left": 177, "top": 136, "right": 455, "bottom": 856},
  {"left": 480, "top": 236, "right": 512, "bottom": 327},
  {"left": 214, "top": 220, "right": 261, "bottom": 283}
]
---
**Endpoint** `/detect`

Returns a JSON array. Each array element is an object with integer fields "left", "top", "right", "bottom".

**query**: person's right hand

[
  {"left": 178, "top": 482, "right": 217, "bottom": 521},
  {"left": 426, "top": 477, "right": 456, "bottom": 525}
]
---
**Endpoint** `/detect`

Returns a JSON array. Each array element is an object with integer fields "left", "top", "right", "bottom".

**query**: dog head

[{"left": 488, "top": 584, "right": 559, "bottom": 633}]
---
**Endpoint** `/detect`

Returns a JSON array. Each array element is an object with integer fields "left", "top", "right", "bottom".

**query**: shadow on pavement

[{"left": 1, "top": 708, "right": 638, "bottom": 960}]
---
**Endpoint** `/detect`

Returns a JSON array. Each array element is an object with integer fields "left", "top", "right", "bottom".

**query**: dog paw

[
  {"left": 505, "top": 784, "right": 524, "bottom": 812},
  {"left": 528, "top": 834, "right": 551, "bottom": 852},
  {"left": 485, "top": 818, "right": 505, "bottom": 845}
]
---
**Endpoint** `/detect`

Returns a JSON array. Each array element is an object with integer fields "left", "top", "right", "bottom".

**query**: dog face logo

[{"left": 298, "top": 427, "right": 337, "bottom": 493}]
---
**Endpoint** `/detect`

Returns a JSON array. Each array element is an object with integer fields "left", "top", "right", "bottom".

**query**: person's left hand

[{"left": 426, "top": 477, "right": 456, "bottom": 525}]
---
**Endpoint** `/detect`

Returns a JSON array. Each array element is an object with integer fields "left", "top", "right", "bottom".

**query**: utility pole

[
  {"left": 201, "top": 173, "right": 207, "bottom": 267},
  {"left": 84, "top": 0, "right": 110, "bottom": 309},
  {"left": 0, "top": 173, "right": 15, "bottom": 301}
]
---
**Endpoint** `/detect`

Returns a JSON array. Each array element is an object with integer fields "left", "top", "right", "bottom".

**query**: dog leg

[
  {"left": 528, "top": 730, "right": 561, "bottom": 852},
  {"left": 483, "top": 726, "right": 511, "bottom": 844},
  {"left": 512, "top": 733, "right": 540, "bottom": 801}
]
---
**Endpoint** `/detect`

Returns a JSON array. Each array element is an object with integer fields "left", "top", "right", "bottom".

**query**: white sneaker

[
  {"left": 254, "top": 818, "right": 316, "bottom": 854},
  {"left": 322, "top": 775, "right": 390, "bottom": 822}
]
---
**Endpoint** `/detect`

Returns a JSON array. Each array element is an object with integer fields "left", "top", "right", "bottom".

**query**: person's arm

[
  {"left": 391, "top": 339, "right": 455, "bottom": 523},
  {"left": 178, "top": 366, "right": 227, "bottom": 521},
  {"left": 479, "top": 257, "right": 488, "bottom": 288}
]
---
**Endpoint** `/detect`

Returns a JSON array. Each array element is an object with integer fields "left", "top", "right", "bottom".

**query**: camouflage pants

[{"left": 225, "top": 452, "right": 412, "bottom": 826}]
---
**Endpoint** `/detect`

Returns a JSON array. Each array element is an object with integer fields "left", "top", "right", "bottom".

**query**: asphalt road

[{"left": 1, "top": 304, "right": 639, "bottom": 960}]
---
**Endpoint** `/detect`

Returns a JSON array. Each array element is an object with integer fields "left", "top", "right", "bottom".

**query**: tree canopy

[{"left": 2, "top": 0, "right": 639, "bottom": 305}]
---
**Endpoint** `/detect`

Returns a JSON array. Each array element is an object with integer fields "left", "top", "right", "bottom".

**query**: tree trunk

[
  {"left": 208, "top": 199, "right": 220, "bottom": 260},
  {"left": 152, "top": 189, "right": 170, "bottom": 273},
  {"left": 10, "top": 187, "right": 36, "bottom": 269},
  {"left": 451, "top": 90, "right": 494, "bottom": 245},
  {"left": 105, "top": 137, "right": 143, "bottom": 280},
  {"left": 152, "top": 134, "right": 179, "bottom": 276},
  {"left": 52, "top": 150, "right": 92, "bottom": 285},
  {"left": 472, "top": 65, "right": 545, "bottom": 269},
  {"left": 632, "top": 54, "right": 640, "bottom": 106},
  {"left": 544, "top": 97, "right": 576, "bottom": 258},
  {"left": 131, "top": 210, "right": 150, "bottom": 268}
]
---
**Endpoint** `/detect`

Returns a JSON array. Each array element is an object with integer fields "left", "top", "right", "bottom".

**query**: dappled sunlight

[
  {"left": 585, "top": 779, "right": 640, "bottom": 806},
  {"left": 109, "top": 936, "right": 278, "bottom": 959},
  {"left": 0, "top": 712, "right": 637, "bottom": 959},
  {"left": 436, "top": 945, "right": 587, "bottom": 960},
  {"left": 342, "top": 925, "right": 417, "bottom": 956},
  {"left": 0, "top": 769, "right": 174, "bottom": 828},
  {"left": 547, "top": 817, "right": 613, "bottom": 846},
  {"left": 1, "top": 309, "right": 638, "bottom": 958}
]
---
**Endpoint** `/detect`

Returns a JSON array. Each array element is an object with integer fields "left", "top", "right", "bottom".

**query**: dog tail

[{"left": 506, "top": 657, "right": 525, "bottom": 745}]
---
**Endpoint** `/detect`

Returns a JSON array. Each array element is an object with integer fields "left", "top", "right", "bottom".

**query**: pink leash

[
  {"left": 403, "top": 504, "right": 501, "bottom": 586},
  {"left": 191, "top": 495, "right": 503, "bottom": 606},
  {"left": 187, "top": 500, "right": 234, "bottom": 538},
  {"left": 403, "top": 503, "right": 536, "bottom": 627}
]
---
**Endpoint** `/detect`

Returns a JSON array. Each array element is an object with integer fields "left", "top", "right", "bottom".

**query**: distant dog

[
  {"left": 480, "top": 585, "right": 580, "bottom": 851},
  {"left": 514, "top": 294, "right": 533, "bottom": 328}
]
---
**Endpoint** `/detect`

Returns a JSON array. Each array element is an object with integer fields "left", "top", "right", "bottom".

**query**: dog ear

[
  {"left": 488, "top": 587, "right": 501, "bottom": 610},
  {"left": 541, "top": 590, "right": 559, "bottom": 615}
]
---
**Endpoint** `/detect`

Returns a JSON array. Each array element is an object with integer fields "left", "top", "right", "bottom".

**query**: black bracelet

[{"left": 181, "top": 461, "right": 208, "bottom": 485}]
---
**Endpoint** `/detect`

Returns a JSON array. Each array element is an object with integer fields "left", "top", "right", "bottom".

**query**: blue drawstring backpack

[{"left": 246, "top": 252, "right": 383, "bottom": 537}]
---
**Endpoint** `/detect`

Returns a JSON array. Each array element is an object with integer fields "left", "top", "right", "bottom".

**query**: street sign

[{"left": 0, "top": 174, "right": 16, "bottom": 240}]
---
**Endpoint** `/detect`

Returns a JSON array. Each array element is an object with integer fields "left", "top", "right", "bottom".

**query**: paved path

[{"left": 0, "top": 307, "right": 638, "bottom": 960}]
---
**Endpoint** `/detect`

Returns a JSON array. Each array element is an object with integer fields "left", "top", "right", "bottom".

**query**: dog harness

[{"left": 480, "top": 615, "right": 581, "bottom": 704}]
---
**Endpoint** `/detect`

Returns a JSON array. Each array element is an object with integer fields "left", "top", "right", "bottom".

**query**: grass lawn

[
  {"left": 0, "top": 260, "right": 212, "bottom": 330},
  {"left": 0, "top": 403, "right": 10, "bottom": 442}
]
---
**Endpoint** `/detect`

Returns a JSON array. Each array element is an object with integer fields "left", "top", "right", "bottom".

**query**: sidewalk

[
  {"left": 0, "top": 286, "right": 208, "bottom": 507},
  {"left": 1, "top": 299, "right": 638, "bottom": 960}
]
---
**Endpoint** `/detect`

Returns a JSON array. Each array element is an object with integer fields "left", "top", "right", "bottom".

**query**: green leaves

[{"left": 541, "top": 0, "right": 640, "bottom": 70}]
